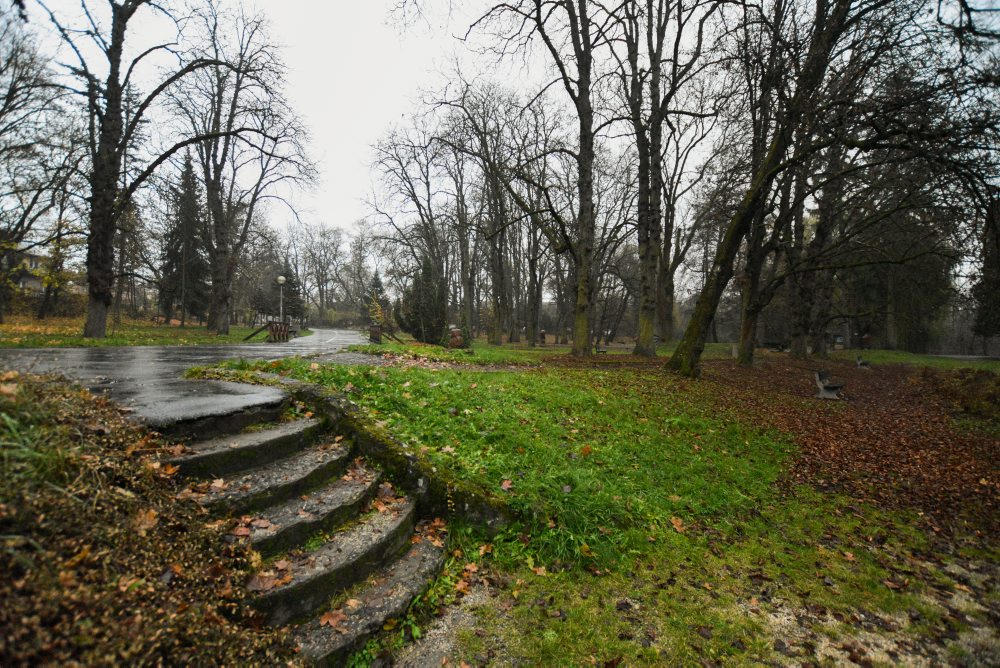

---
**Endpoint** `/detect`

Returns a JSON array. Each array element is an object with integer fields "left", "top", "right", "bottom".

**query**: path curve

[{"left": 0, "top": 328, "right": 365, "bottom": 426}]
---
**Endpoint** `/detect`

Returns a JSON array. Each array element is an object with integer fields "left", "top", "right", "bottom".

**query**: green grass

[
  {"left": 224, "top": 358, "right": 788, "bottom": 564},
  {"left": 347, "top": 340, "right": 735, "bottom": 367},
  {"left": 213, "top": 357, "right": 990, "bottom": 665},
  {"left": 832, "top": 348, "right": 1000, "bottom": 371},
  {"left": 0, "top": 316, "right": 263, "bottom": 348}
]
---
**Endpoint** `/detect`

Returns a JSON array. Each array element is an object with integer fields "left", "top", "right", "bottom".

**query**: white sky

[{"left": 253, "top": 0, "right": 463, "bottom": 233}]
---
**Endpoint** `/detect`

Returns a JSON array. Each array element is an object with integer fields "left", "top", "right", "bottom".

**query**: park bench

[
  {"left": 856, "top": 355, "right": 871, "bottom": 369},
  {"left": 814, "top": 370, "right": 844, "bottom": 400}
]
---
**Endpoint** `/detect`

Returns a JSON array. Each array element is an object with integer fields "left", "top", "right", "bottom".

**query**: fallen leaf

[
  {"left": 671, "top": 517, "right": 685, "bottom": 533},
  {"left": 132, "top": 509, "right": 158, "bottom": 536},
  {"left": 500, "top": 479, "right": 513, "bottom": 491},
  {"left": 319, "top": 609, "right": 348, "bottom": 630}
]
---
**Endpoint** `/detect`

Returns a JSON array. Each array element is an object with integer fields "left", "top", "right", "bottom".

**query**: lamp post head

[{"left": 276, "top": 275, "right": 286, "bottom": 285}]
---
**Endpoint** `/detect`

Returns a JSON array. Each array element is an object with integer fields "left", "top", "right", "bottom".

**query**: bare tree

[
  {"left": 0, "top": 16, "right": 81, "bottom": 322},
  {"left": 171, "top": 5, "right": 315, "bottom": 334},
  {"left": 38, "top": 0, "right": 273, "bottom": 338}
]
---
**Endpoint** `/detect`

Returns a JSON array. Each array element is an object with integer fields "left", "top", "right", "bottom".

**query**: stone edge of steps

[
  {"left": 293, "top": 540, "right": 446, "bottom": 665},
  {"left": 168, "top": 418, "right": 322, "bottom": 479},
  {"left": 200, "top": 442, "right": 351, "bottom": 516},
  {"left": 249, "top": 470, "right": 381, "bottom": 558},
  {"left": 253, "top": 498, "right": 417, "bottom": 627}
]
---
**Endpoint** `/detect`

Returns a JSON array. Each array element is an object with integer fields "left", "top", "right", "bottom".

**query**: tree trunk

[
  {"left": 83, "top": 9, "right": 127, "bottom": 339},
  {"left": 572, "top": 101, "right": 596, "bottom": 357},
  {"left": 665, "top": 0, "right": 852, "bottom": 376}
]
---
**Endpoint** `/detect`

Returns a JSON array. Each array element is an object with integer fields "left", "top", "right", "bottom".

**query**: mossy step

[
  {"left": 293, "top": 540, "right": 445, "bottom": 665},
  {"left": 249, "top": 461, "right": 381, "bottom": 557},
  {"left": 253, "top": 497, "right": 416, "bottom": 626},
  {"left": 168, "top": 418, "right": 322, "bottom": 479},
  {"left": 197, "top": 440, "right": 350, "bottom": 515}
]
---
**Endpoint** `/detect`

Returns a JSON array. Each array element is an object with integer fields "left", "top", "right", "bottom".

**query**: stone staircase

[{"left": 164, "top": 411, "right": 446, "bottom": 665}]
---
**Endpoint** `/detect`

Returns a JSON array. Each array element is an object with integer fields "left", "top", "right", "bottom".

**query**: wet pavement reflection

[{"left": 0, "top": 328, "right": 365, "bottom": 425}]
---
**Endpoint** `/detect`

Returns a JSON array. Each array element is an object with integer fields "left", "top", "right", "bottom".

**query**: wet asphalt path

[{"left": 0, "top": 328, "right": 365, "bottom": 426}]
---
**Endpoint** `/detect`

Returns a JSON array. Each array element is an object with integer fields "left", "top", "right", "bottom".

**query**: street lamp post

[{"left": 277, "top": 275, "right": 286, "bottom": 323}]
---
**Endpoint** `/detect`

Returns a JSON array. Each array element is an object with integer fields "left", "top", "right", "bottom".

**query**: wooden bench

[
  {"left": 267, "top": 321, "right": 290, "bottom": 343},
  {"left": 814, "top": 370, "right": 844, "bottom": 400}
]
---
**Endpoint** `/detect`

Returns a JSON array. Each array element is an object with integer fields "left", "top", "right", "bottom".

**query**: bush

[{"left": 928, "top": 368, "right": 1000, "bottom": 423}]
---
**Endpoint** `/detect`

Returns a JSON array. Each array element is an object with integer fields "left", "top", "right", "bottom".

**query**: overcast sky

[{"left": 254, "top": 1, "right": 461, "bottom": 234}]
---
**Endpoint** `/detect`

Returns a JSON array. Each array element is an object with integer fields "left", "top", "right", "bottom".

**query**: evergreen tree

[
  {"left": 159, "top": 154, "right": 210, "bottom": 325},
  {"left": 973, "top": 213, "right": 1000, "bottom": 339},
  {"left": 399, "top": 256, "right": 447, "bottom": 344},
  {"left": 366, "top": 271, "right": 391, "bottom": 327},
  {"left": 279, "top": 259, "right": 305, "bottom": 322}
]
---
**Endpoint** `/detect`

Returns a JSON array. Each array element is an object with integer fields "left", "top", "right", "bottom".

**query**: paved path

[{"left": 0, "top": 328, "right": 365, "bottom": 426}]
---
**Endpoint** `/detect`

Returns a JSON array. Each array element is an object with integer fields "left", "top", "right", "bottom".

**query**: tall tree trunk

[
  {"left": 572, "top": 100, "right": 596, "bottom": 357},
  {"left": 83, "top": 9, "right": 127, "bottom": 339},
  {"left": 666, "top": 0, "right": 852, "bottom": 376}
]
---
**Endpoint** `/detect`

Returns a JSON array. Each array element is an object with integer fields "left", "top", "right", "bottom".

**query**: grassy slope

[
  {"left": 226, "top": 356, "right": 993, "bottom": 665},
  {"left": 0, "top": 316, "right": 261, "bottom": 348}
]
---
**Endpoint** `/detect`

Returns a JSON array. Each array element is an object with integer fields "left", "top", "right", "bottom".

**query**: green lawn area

[
  {"left": 221, "top": 355, "right": 995, "bottom": 666},
  {"left": 831, "top": 348, "right": 1000, "bottom": 372},
  {"left": 347, "top": 340, "right": 735, "bottom": 366},
  {"left": 0, "top": 316, "right": 263, "bottom": 347}
]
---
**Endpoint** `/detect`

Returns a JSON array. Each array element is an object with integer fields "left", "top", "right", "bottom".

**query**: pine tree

[
  {"left": 279, "top": 260, "right": 305, "bottom": 322},
  {"left": 159, "top": 154, "right": 210, "bottom": 325},
  {"left": 400, "top": 256, "right": 447, "bottom": 344}
]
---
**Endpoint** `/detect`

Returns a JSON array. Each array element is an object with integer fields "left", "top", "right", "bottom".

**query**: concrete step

[
  {"left": 191, "top": 440, "right": 350, "bottom": 516},
  {"left": 293, "top": 540, "right": 445, "bottom": 665},
  {"left": 248, "top": 460, "right": 381, "bottom": 558},
  {"left": 155, "top": 395, "right": 289, "bottom": 441},
  {"left": 253, "top": 494, "right": 416, "bottom": 626},
  {"left": 168, "top": 418, "right": 322, "bottom": 479}
]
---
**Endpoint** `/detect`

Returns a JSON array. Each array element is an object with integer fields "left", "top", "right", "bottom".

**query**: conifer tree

[
  {"left": 400, "top": 256, "right": 447, "bottom": 344},
  {"left": 159, "top": 154, "right": 210, "bottom": 325}
]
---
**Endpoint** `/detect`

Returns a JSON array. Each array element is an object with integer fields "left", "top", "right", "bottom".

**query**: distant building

[{"left": 5, "top": 251, "right": 44, "bottom": 293}]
